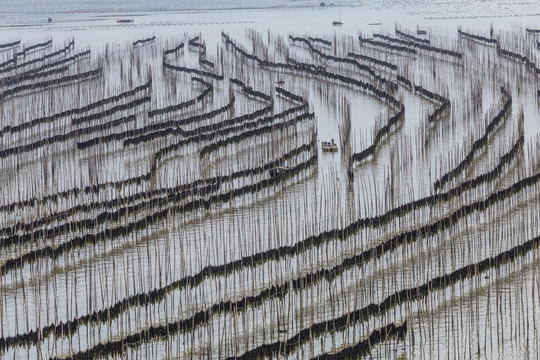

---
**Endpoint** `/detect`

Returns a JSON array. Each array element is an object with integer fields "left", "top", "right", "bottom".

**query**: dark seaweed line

[
  {"left": 71, "top": 95, "right": 150, "bottom": 126},
  {"left": 163, "top": 61, "right": 223, "bottom": 80},
  {"left": 396, "top": 28, "right": 430, "bottom": 44},
  {"left": 0, "top": 148, "right": 317, "bottom": 275},
  {"left": 56, "top": 164, "right": 540, "bottom": 360},
  {"left": 0, "top": 89, "right": 304, "bottom": 214},
  {"left": 0, "top": 103, "right": 305, "bottom": 246},
  {"left": 228, "top": 223, "right": 540, "bottom": 360},
  {"left": 0, "top": 78, "right": 150, "bottom": 137},
  {"left": 312, "top": 322, "right": 407, "bottom": 360},
  {"left": 78, "top": 95, "right": 235, "bottom": 149},
  {"left": 434, "top": 87, "right": 512, "bottom": 189},
  {"left": 0, "top": 134, "right": 523, "bottom": 351},
  {"left": 0, "top": 147, "right": 316, "bottom": 351},
  {"left": 396, "top": 74, "right": 412, "bottom": 89},
  {"left": 229, "top": 78, "right": 274, "bottom": 103},
  {"left": 0, "top": 67, "right": 102, "bottom": 102},
  {"left": 163, "top": 42, "right": 184, "bottom": 56},
  {"left": 289, "top": 35, "right": 390, "bottom": 85},
  {"left": 1, "top": 40, "right": 75, "bottom": 73},
  {"left": 1, "top": 281, "right": 290, "bottom": 352},
  {"left": 0, "top": 114, "right": 137, "bottom": 159},
  {"left": 223, "top": 34, "right": 401, "bottom": 109},
  {"left": 347, "top": 52, "right": 398, "bottom": 71},
  {"left": 0, "top": 65, "right": 70, "bottom": 89},
  {"left": 498, "top": 47, "right": 540, "bottom": 76},
  {"left": 275, "top": 86, "right": 306, "bottom": 104},
  {"left": 0, "top": 123, "right": 519, "bottom": 276},
  {"left": 413, "top": 84, "right": 451, "bottom": 122},
  {"left": 7, "top": 138, "right": 523, "bottom": 351},
  {"left": 0, "top": 129, "right": 311, "bottom": 249},
  {"left": 7, "top": 48, "right": 88, "bottom": 78},
  {"left": 126, "top": 101, "right": 273, "bottom": 148},
  {"left": 148, "top": 80, "right": 212, "bottom": 117},
  {"left": 199, "top": 112, "right": 314, "bottom": 157},
  {"left": 375, "top": 32, "right": 462, "bottom": 58},
  {"left": 39, "top": 162, "right": 321, "bottom": 360},
  {"left": 20, "top": 39, "right": 52, "bottom": 56},
  {"left": 350, "top": 105, "right": 405, "bottom": 164},
  {"left": 458, "top": 29, "right": 497, "bottom": 44},
  {"left": 0, "top": 40, "right": 20, "bottom": 50},
  {"left": 359, "top": 37, "right": 417, "bottom": 55},
  {"left": 308, "top": 36, "right": 332, "bottom": 47},
  {"left": 133, "top": 36, "right": 156, "bottom": 47},
  {"left": 43, "top": 143, "right": 526, "bottom": 351}
]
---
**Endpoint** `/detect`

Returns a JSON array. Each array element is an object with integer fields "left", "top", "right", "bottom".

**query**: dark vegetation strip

[
  {"left": 458, "top": 29, "right": 497, "bottom": 45},
  {"left": 395, "top": 28, "right": 430, "bottom": 44},
  {"left": 308, "top": 36, "right": 332, "bottom": 47},
  {"left": 0, "top": 40, "right": 20, "bottom": 50},
  {"left": 413, "top": 84, "right": 451, "bottom": 122},
  {"left": 498, "top": 47, "right": 540, "bottom": 75},
  {"left": 71, "top": 95, "right": 150, "bottom": 125},
  {"left": 199, "top": 112, "right": 314, "bottom": 157},
  {"left": 0, "top": 88, "right": 305, "bottom": 215},
  {"left": 0, "top": 103, "right": 305, "bottom": 242},
  {"left": 434, "top": 87, "right": 512, "bottom": 189},
  {"left": 312, "top": 322, "right": 407, "bottom": 360},
  {"left": 78, "top": 95, "right": 235, "bottom": 149},
  {"left": 189, "top": 36, "right": 215, "bottom": 69},
  {"left": 230, "top": 223, "right": 540, "bottom": 360},
  {"left": 20, "top": 39, "right": 53, "bottom": 56},
  {"left": 0, "top": 66, "right": 70, "bottom": 88},
  {"left": 3, "top": 137, "right": 524, "bottom": 350},
  {"left": 133, "top": 36, "right": 156, "bottom": 47},
  {"left": 0, "top": 40, "right": 74, "bottom": 73},
  {"left": 229, "top": 77, "right": 274, "bottom": 102},
  {"left": 0, "top": 78, "right": 150, "bottom": 136},
  {"left": 359, "top": 36, "right": 417, "bottom": 54},
  {"left": 162, "top": 61, "right": 223, "bottom": 80},
  {"left": 148, "top": 77, "right": 211, "bottom": 117},
  {"left": 125, "top": 101, "right": 274, "bottom": 148},
  {"left": 0, "top": 67, "right": 102, "bottom": 102},
  {"left": 0, "top": 114, "right": 137, "bottom": 159},
  {"left": 163, "top": 42, "right": 184, "bottom": 56},
  {"left": 396, "top": 74, "right": 412, "bottom": 89},
  {"left": 223, "top": 34, "right": 401, "bottom": 109},
  {"left": 0, "top": 50, "right": 89, "bottom": 82},
  {"left": 375, "top": 32, "right": 462, "bottom": 58},
  {"left": 0, "top": 143, "right": 317, "bottom": 275},
  {"left": 290, "top": 35, "right": 390, "bottom": 85},
  {"left": 0, "top": 135, "right": 312, "bottom": 347},
  {"left": 347, "top": 51, "right": 398, "bottom": 71},
  {"left": 350, "top": 105, "right": 405, "bottom": 164}
]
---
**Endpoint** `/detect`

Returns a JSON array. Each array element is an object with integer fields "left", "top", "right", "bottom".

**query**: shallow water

[{"left": 0, "top": 1, "right": 539, "bottom": 359}]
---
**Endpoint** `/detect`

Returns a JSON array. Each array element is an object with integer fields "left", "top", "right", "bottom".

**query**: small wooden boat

[
  {"left": 333, "top": 10, "right": 343, "bottom": 26},
  {"left": 117, "top": 19, "right": 134, "bottom": 23},
  {"left": 417, "top": 28, "right": 427, "bottom": 35},
  {"left": 275, "top": 79, "right": 285, "bottom": 85},
  {"left": 322, "top": 141, "right": 338, "bottom": 152}
]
